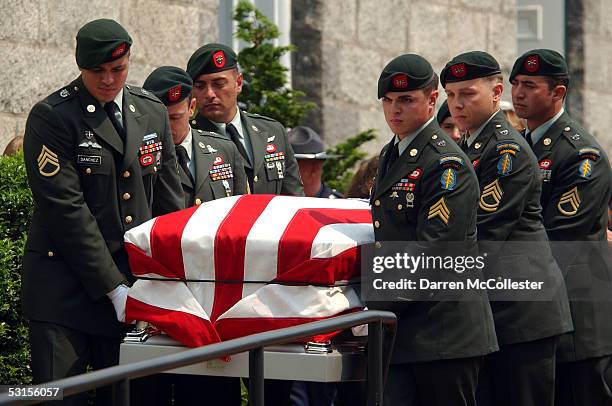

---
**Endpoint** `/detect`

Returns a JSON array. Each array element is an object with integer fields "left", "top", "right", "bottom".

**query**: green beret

[
  {"left": 143, "top": 66, "right": 193, "bottom": 106},
  {"left": 440, "top": 51, "right": 501, "bottom": 87},
  {"left": 76, "top": 19, "right": 132, "bottom": 69},
  {"left": 186, "top": 43, "right": 237, "bottom": 79},
  {"left": 436, "top": 100, "right": 451, "bottom": 124},
  {"left": 378, "top": 54, "right": 435, "bottom": 99},
  {"left": 510, "top": 49, "right": 569, "bottom": 82}
]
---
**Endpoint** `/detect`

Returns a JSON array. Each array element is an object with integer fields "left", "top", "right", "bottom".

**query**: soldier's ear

[
  {"left": 428, "top": 89, "right": 439, "bottom": 107},
  {"left": 235, "top": 71, "right": 243, "bottom": 94},
  {"left": 188, "top": 97, "right": 197, "bottom": 116},
  {"left": 552, "top": 85, "right": 567, "bottom": 102}
]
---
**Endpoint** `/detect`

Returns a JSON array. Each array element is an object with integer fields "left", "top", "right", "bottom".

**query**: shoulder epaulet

[
  {"left": 561, "top": 124, "right": 594, "bottom": 149},
  {"left": 126, "top": 85, "right": 162, "bottom": 103},
  {"left": 428, "top": 132, "right": 453, "bottom": 153},
  {"left": 492, "top": 124, "right": 513, "bottom": 141},
  {"left": 46, "top": 86, "right": 79, "bottom": 106},
  {"left": 243, "top": 110, "right": 277, "bottom": 122},
  {"left": 194, "top": 128, "right": 225, "bottom": 140}
]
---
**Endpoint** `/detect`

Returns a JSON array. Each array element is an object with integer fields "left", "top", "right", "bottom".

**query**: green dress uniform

[
  {"left": 368, "top": 54, "right": 498, "bottom": 406},
  {"left": 178, "top": 128, "right": 249, "bottom": 207},
  {"left": 442, "top": 52, "right": 573, "bottom": 406},
  {"left": 191, "top": 111, "right": 304, "bottom": 196},
  {"left": 21, "top": 19, "right": 184, "bottom": 405},
  {"left": 510, "top": 49, "right": 612, "bottom": 406}
]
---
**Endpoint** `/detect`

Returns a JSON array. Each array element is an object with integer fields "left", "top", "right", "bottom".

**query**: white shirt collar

[
  {"left": 394, "top": 116, "right": 435, "bottom": 156},
  {"left": 213, "top": 107, "right": 244, "bottom": 139},
  {"left": 101, "top": 89, "right": 124, "bottom": 111},
  {"left": 526, "top": 107, "right": 565, "bottom": 146},
  {"left": 179, "top": 129, "right": 193, "bottom": 160},
  {"left": 467, "top": 109, "right": 500, "bottom": 147}
]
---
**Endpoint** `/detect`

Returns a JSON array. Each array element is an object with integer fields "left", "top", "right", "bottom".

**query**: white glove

[{"left": 107, "top": 284, "right": 129, "bottom": 322}]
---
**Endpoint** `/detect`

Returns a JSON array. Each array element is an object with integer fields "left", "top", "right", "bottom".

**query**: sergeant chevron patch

[
  {"left": 427, "top": 197, "right": 450, "bottom": 225},
  {"left": 479, "top": 179, "right": 503, "bottom": 212},
  {"left": 558, "top": 186, "right": 581, "bottom": 216},
  {"left": 37, "top": 145, "right": 60, "bottom": 177}
]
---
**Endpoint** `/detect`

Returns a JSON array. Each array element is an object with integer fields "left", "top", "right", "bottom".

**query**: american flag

[{"left": 124, "top": 195, "right": 373, "bottom": 347}]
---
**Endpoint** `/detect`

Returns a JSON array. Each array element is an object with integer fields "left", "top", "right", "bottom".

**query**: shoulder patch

[
  {"left": 577, "top": 147, "right": 600, "bottom": 162},
  {"left": 439, "top": 155, "right": 464, "bottom": 170},
  {"left": 578, "top": 159, "right": 594, "bottom": 179},
  {"left": 496, "top": 142, "right": 521, "bottom": 155},
  {"left": 440, "top": 168, "right": 457, "bottom": 190},
  {"left": 497, "top": 153, "right": 513, "bottom": 176}
]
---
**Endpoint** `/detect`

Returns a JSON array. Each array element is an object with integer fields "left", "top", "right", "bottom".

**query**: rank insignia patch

[
  {"left": 497, "top": 153, "right": 513, "bottom": 176},
  {"left": 557, "top": 186, "right": 581, "bottom": 216},
  {"left": 479, "top": 179, "right": 503, "bottom": 212},
  {"left": 37, "top": 145, "right": 60, "bottom": 177},
  {"left": 427, "top": 197, "right": 450, "bottom": 225},
  {"left": 440, "top": 168, "right": 457, "bottom": 190},
  {"left": 578, "top": 159, "right": 593, "bottom": 179}
]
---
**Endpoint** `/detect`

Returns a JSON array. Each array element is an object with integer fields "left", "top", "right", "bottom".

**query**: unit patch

[{"left": 440, "top": 168, "right": 457, "bottom": 190}]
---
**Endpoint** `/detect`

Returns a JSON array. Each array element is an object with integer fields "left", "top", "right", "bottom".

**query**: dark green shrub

[{"left": 0, "top": 152, "right": 33, "bottom": 384}]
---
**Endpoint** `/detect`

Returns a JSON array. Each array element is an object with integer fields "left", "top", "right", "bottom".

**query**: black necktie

[
  {"left": 175, "top": 145, "right": 194, "bottom": 185},
  {"left": 104, "top": 101, "right": 125, "bottom": 140},
  {"left": 226, "top": 123, "right": 251, "bottom": 165},
  {"left": 385, "top": 142, "right": 400, "bottom": 175},
  {"left": 459, "top": 134, "right": 468, "bottom": 151},
  {"left": 226, "top": 123, "right": 254, "bottom": 192},
  {"left": 525, "top": 131, "right": 533, "bottom": 147}
]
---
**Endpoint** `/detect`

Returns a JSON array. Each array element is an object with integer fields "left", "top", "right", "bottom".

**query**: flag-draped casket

[{"left": 123, "top": 195, "right": 374, "bottom": 347}]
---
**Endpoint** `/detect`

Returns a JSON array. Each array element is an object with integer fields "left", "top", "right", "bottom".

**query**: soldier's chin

[{"left": 96, "top": 88, "right": 120, "bottom": 102}]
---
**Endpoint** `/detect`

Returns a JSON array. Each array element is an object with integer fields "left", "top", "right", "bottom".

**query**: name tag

[{"left": 77, "top": 155, "right": 101, "bottom": 165}]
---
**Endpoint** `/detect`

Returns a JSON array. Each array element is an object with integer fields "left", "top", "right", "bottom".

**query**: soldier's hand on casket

[{"left": 107, "top": 284, "right": 129, "bottom": 322}]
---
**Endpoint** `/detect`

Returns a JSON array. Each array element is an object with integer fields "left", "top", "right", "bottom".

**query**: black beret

[
  {"left": 436, "top": 100, "right": 451, "bottom": 124},
  {"left": 378, "top": 54, "right": 435, "bottom": 99},
  {"left": 186, "top": 43, "right": 237, "bottom": 79},
  {"left": 510, "top": 49, "right": 569, "bottom": 82},
  {"left": 143, "top": 66, "right": 193, "bottom": 106},
  {"left": 76, "top": 19, "right": 132, "bottom": 69},
  {"left": 440, "top": 51, "right": 501, "bottom": 87}
]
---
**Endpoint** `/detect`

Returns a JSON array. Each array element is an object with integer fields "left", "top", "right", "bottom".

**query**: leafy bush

[{"left": 0, "top": 152, "right": 33, "bottom": 384}]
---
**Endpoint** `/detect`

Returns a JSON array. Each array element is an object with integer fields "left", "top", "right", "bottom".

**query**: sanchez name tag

[{"left": 77, "top": 155, "right": 101, "bottom": 165}]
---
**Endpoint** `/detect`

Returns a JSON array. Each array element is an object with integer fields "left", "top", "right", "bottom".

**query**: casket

[{"left": 123, "top": 195, "right": 374, "bottom": 347}]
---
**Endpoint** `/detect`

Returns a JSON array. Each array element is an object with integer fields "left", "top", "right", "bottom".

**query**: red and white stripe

[{"left": 124, "top": 195, "right": 373, "bottom": 347}]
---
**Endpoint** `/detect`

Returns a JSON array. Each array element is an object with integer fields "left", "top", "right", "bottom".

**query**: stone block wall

[
  {"left": 292, "top": 0, "right": 519, "bottom": 157},
  {"left": 0, "top": 0, "right": 218, "bottom": 153}
]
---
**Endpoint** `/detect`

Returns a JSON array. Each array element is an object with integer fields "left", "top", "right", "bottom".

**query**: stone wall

[
  {"left": 0, "top": 0, "right": 218, "bottom": 153},
  {"left": 292, "top": 0, "right": 518, "bottom": 157},
  {"left": 567, "top": 0, "right": 612, "bottom": 156}
]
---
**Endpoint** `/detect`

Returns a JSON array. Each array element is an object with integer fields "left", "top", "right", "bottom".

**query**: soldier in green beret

[
  {"left": 511, "top": 49, "right": 612, "bottom": 406},
  {"left": 441, "top": 51, "right": 573, "bottom": 406},
  {"left": 186, "top": 43, "right": 303, "bottom": 197},
  {"left": 437, "top": 100, "right": 462, "bottom": 143},
  {"left": 143, "top": 66, "right": 249, "bottom": 208},
  {"left": 368, "top": 53, "right": 498, "bottom": 406},
  {"left": 141, "top": 66, "right": 246, "bottom": 405},
  {"left": 21, "top": 19, "right": 184, "bottom": 405}
]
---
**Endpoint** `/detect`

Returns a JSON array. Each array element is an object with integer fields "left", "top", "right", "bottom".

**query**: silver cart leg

[
  {"left": 249, "top": 347, "right": 264, "bottom": 406},
  {"left": 367, "top": 320, "right": 383, "bottom": 406}
]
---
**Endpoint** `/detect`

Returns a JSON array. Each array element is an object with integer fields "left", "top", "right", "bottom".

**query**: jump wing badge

[
  {"left": 557, "top": 186, "right": 581, "bottom": 216},
  {"left": 427, "top": 197, "right": 450, "bottom": 225},
  {"left": 479, "top": 179, "right": 503, "bottom": 212},
  {"left": 37, "top": 145, "right": 60, "bottom": 177}
]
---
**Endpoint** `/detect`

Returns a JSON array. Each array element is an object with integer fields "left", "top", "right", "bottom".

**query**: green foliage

[
  {"left": 0, "top": 152, "right": 33, "bottom": 384},
  {"left": 323, "top": 129, "right": 377, "bottom": 193},
  {"left": 233, "top": 0, "right": 314, "bottom": 128}
]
